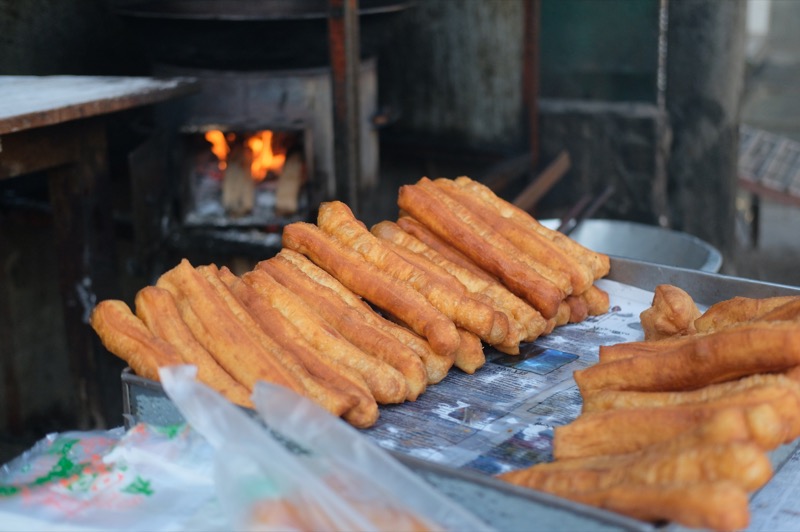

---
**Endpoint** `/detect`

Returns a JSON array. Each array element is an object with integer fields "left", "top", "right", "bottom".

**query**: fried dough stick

[
  {"left": 758, "top": 297, "right": 800, "bottom": 322},
  {"left": 90, "top": 299, "right": 182, "bottom": 382},
  {"left": 156, "top": 259, "right": 353, "bottom": 418},
  {"left": 371, "top": 220, "right": 524, "bottom": 351},
  {"left": 694, "top": 295, "right": 800, "bottom": 333},
  {"left": 582, "top": 372, "right": 800, "bottom": 413},
  {"left": 452, "top": 328, "right": 486, "bottom": 374},
  {"left": 195, "top": 264, "right": 359, "bottom": 417},
  {"left": 433, "top": 177, "right": 594, "bottom": 295},
  {"left": 564, "top": 295, "right": 589, "bottom": 324},
  {"left": 258, "top": 255, "right": 427, "bottom": 401},
  {"left": 375, "top": 233, "right": 526, "bottom": 354},
  {"left": 416, "top": 178, "right": 573, "bottom": 297},
  {"left": 579, "top": 285, "right": 610, "bottom": 316},
  {"left": 566, "top": 481, "right": 750, "bottom": 531},
  {"left": 318, "top": 201, "right": 509, "bottom": 346},
  {"left": 500, "top": 440, "right": 772, "bottom": 494},
  {"left": 396, "top": 215, "right": 496, "bottom": 282},
  {"left": 372, "top": 220, "right": 547, "bottom": 343},
  {"left": 134, "top": 286, "right": 252, "bottom": 408},
  {"left": 215, "top": 267, "right": 379, "bottom": 427},
  {"left": 576, "top": 321, "right": 800, "bottom": 394},
  {"left": 397, "top": 180, "right": 565, "bottom": 319},
  {"left": 597, "top": 333, "right": 703, "bottom": 364},
  {"left": 640, "top": 284, "right": 701, "bottom": 341},
  {"left": 242, "top": 267, "right": 408, "bottom": 405},
  {"left": 282, "top": 221, "right": 461, "bottom": 358},
  {"left": 451, "top": 176, "right": 610, "bottom": 280},
  {"left": 554, "top": 389, "right": 797, "bottom": 459},
  {"left": 274, "top": 248, "right": 454, "bottom": 384}
]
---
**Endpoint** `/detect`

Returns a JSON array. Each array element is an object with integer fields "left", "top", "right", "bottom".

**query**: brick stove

[{"left": 116, "top": 0, "right": 406, "bottom": 263}]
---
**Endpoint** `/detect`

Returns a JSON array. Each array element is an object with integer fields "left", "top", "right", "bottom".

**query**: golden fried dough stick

[
  {"left": 372, "top": 220, "right": 547, "bottom": 343},
  {"left": 397, "top": 179, "right": 565, "bottom": 319},
  {"left": 134, "top": 286, "right": 252, "bottom": 407},
  {"left": 318, "top": 201, "right": 510, "bottom": 346},
  {"left": 396, "top": 215, "right": 496, "bottom": 283},
  {"left": 694, "top": 295, "right": 799, "bottom": 334},
  {"left": 452, "top": 329, "right": 486, "bottom": 374},
  {"left": 565, "top": 295, "right": 589, "bottom": 324},
  {"left": 451, "top": 176, "right": 611, "bottom": 280},
  {"left": 554, "top": 389, "right": 797, "bottom": 459},
  {"left": 639, "top": 284, "right": 701, "bottom": 341},
  {"left": 576, "top": 321, "right": 800, "bottom": 394},
  {"left": 582, "top": 372, "right": 800, "bottom": 413},
  {"left": 259, "top": 255, "right": 427, "bottom": 401},
  {"left": 282, "top": 221, "right": 461, "bottom": 358},
  {"left": 597, "top": 333, "right": 702, "bottom": 364},
  {"left": 553, "top": 301, "right": 571, "bottom": 328},
  {"left": 372, "top": 228, "right": 528, "bottom": 352},
  {"left": 274, "top": 248, "right": 454, "bottom": 384},
  {"left": 567, "top": 481, "right": 750, "bottom": 531},
  {"left": 420, "top": 178, "right": 573, "bottom": 297},
  {"left": 216, "top": 267, "right": 379, "bottom": 427},
  {"left": 193, "top": 264, "right": 359, "bottom": 417},
  {"left": 500, "top": 440, "right": 772, "bottom": 494},
  {"left": 433, "top": 177, "right": 594, "bottom": 295},
  {"left": 590, "top": 406, "right": 758, "bottom": 457},
  {"left": 579, "top": 285, "right": 610, "bottom": 316},
  {"left": 155, "top": 259, "right": 318, "bottom": 400},
  {"left": 753, "top": 297, "right": 800, "bottom": 322},
  {"left": 90, "top": 299, "right": 182, "bottom": 382},
  {"left": 242, "top": 267, "right": 408, "bottom": 405}
]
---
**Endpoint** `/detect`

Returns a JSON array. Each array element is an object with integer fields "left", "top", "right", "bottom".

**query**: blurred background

[{"left": 1, "top": 0, "right": 799, "bottom": 461}]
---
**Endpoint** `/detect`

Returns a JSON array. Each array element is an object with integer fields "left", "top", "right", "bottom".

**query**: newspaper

[
  {"left": 364, "top": 278, "right": 800, "bottom": 530},
  {"left": 363, "top": 279, "right": 655, "bottom": 474}
]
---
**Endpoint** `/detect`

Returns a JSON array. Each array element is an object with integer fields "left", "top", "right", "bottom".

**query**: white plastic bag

[
  {"left": 0, "top": 422, "right": 218, "bottom": 532},
  {"left": 160, "top": 365, "right": 493, "bottom": 532}
]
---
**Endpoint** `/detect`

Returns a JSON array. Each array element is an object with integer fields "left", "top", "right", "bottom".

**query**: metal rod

[
  {"left": 328, "top": 0, "right": 362, "bottom": 215},
  {"left": 523, "top": 0, "right": 541, "bottom": 173}
]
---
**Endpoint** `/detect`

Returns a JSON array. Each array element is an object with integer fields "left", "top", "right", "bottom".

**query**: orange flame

[
  {"left": 247, "top": 130, "right": 286, "bottom": 182},
  {"left": 204, "top": 130, "right": 229, "bottom": 170},
  {"left": 204, "top": 129, "right": 286, "bottom": 181}
]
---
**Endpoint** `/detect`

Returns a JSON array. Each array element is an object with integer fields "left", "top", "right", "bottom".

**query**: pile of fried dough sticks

[
  {"left": 91, "top": 176, "right": 610, "bottom": 429},
  {"left": 499, "top": 285, "right": 800, "bottom": 531}
]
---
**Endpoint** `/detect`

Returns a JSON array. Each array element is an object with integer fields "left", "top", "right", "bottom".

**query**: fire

[
  {"left": 204, "top": 129, "right": 286, "bottom": 182},
  {"left": 247, "top": 130, "right": 286, "bottom": 181},
  {"left": 204, "top": 130, "right": 229, "bottom": 170}
]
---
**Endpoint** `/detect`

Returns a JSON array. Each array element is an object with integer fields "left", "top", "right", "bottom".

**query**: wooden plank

[{"left": 0, "top": 76, "right": 198, "bottom": 135}]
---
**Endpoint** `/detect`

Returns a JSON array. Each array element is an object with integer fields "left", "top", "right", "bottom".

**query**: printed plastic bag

[
  {"left": 0, "top": 422, "right": 219, "bottom": 532},
  {"left": 160, "top": 365, "right": 493, "bottom": 532}
]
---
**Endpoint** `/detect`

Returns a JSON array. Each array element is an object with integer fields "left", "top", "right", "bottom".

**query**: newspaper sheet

[
  {"left": 363, "top": 279, "right": 654, "bottom": 475},
  {"left": 364, "top": 278, "right": 800, "bottom": 530}
]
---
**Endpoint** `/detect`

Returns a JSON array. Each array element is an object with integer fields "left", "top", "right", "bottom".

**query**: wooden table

[{"left": 0, "top": 76, "right": 198, "bottom": 429}]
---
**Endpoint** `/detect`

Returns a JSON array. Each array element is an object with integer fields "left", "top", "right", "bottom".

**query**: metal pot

[
  {"left": 540, "top": 219, "right": 723, "bottom": 273},
  {"left": 115, "top": 0, "right": 412, "bottom": 69}
]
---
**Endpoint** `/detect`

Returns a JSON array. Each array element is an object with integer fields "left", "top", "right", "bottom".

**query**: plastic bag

[
  {"left": 0, "top": 422, "right": 219, "bottom": 532},
  {"left": 160, "top": 365, "right": 493, "bottom": 532}
]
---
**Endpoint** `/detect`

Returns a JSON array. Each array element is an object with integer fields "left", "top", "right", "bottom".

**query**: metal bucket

[{"left": 540, "top": 219, "right": 723, "bottom": 273}]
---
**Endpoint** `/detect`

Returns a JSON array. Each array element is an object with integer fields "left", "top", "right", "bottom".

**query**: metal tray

[{"left": 121, "top": 256, "right": 800, "bottom": 531}]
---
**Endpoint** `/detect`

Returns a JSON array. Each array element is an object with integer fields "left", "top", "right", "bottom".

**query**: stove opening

[{"left": 181, "top": 126, "right": 312, "bottom": 231}]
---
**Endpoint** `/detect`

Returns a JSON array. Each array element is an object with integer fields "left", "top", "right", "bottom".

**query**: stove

[{"left": 116, "top": 0, "right": 407, "bottom": 258}]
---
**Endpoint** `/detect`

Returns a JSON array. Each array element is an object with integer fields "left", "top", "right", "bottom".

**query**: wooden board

[{"left": 0, "top": 76, "right": 198, "bottom": 135}]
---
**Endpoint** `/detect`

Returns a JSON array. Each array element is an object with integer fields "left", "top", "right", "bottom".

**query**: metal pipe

[{"left": 328, "top": 0, "right": 362, "bottom": 215}]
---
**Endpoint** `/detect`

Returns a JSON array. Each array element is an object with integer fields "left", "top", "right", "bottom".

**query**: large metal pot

[
  {"left": 540, "top": 219, "right": 723, "bottom": 273},
  {"left": 114, "top": 0, "right": 412, "bottom": 69}
]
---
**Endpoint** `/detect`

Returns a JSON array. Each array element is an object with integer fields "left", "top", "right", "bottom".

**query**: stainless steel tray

[{"left": 121, "top": 256, "right": 800, "bottom": 531}]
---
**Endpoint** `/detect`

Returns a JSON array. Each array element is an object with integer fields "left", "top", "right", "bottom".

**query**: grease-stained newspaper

[
  {"left": 364, "top": 278, "right": 800, "bottom": 531},
  {"left": 363, "top": 279, "right": 654, "bottom": 474}
]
